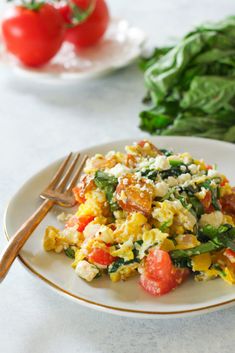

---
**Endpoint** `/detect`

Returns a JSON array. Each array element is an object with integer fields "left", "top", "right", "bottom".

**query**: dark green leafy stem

[
  {"left": 170, "top": 241, "right": 221, "bottom": 261},
  {"left": 188, "top": 195, "right": 204, "bottom": 217},
  {"left": 141, "top": 169, "right": 158, "bottom": 180},
  {"left": 141, "top": 164, "right": 189, "bottom": 181},
  {"left": 198, "top": 224, "right": 235, "bottom": 251},
  {"left": 170, "top": 224, "right": 235, "bottom": 266},
  {"left": 64, "top": 247, "right": 75, "bottom": 259},
  {"left": 172, "top": 257, "right": 192, "bottom": 269},
  {"left": 94, "top": 171, "right": 119, "bottom": 212},
  {"left": 200, "top": 179, "right": 221, "bottom": 210},
  {"left": 108, "top": 241, "right": 142, "bottom": 273},
  {"left": 108, "top": 258, "right": 137, "bottom": 273},
  {"left": 160, "top": 165, "right": 190, "bottom": 179},
  {"left": 169, "top": 160, "right": 184, "bottom": 167}
]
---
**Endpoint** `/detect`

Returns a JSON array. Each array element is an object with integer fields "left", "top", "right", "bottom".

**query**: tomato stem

[{"left": 7, "top": 0, "right": 44, "bottom": 11}]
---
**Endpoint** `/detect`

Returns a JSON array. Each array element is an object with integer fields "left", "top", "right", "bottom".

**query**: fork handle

[{"left": 0, "top": 199, "right": 54, "bottom": 282}]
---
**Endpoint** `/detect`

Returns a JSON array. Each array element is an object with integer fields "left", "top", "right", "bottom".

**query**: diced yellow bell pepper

[{"left": 192, "top": 253, "right": 212, "bottom": 272}]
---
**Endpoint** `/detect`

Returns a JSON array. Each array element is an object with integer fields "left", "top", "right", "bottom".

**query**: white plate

[
  {"left": 4, "top": 136, "right": 235, "bottom": 318},
  {"left": 0, "top": 18, "right": 145, "bottom": 84}
]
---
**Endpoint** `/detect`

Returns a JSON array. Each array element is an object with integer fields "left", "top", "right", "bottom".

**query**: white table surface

[{"left": 0, "top": 1, "right": 235, "bottom": 352}]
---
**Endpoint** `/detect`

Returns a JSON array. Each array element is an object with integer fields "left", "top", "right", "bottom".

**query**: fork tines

[{"left": 40, "top": 152, "right": 88, "bottom": 207}]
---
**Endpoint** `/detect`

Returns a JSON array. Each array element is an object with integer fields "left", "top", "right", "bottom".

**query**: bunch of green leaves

[
  {"left": 108, "top": 241, "right": 143, "bottom": 274},
  {"left": 139, "top": 16, "right": 235, "bottom": 142}
]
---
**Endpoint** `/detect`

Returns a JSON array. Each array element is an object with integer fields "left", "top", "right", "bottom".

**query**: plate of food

[
  {"left": 0, "top": 0, "right": 145, "bottom": 83},
  {"left": 4, "top": 137, "right": 235, "bottom": 318}
]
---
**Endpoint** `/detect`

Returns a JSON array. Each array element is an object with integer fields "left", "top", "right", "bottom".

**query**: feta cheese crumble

[{"left": 75, "top": 261, "right": 99, "bottom": 282}]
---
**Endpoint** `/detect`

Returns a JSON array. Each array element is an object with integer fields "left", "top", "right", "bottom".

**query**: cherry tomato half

[
  {"left": 140, "top": 249, "right": 189, "bottom": 296},
  {"left": 88, "top": 247, "right": 117, "bottom": 266},
  {"left": 66, "top": 215, "right": 94, "bottom": 232},
  {"left": 145, "top": 249, "right": 172, "bottom": 281}
]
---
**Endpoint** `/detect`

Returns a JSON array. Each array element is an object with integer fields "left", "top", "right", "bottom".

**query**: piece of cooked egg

[
  {"left": 199, "top": 211, "right": 223, "bottom": 228},
  {"left": 154, "top": 181, "right": 169, "bottom": 197}
]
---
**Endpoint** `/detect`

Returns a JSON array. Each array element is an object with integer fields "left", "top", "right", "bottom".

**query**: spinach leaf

[
  {"left": 160, "top": 165, "right": 189, "bottom": 179},
  {"left": 172, "top": 257, "right": 192, "bottom": 269},
  {"left": 200, "top": 179, "right": 221, "bottom": 211},
  {"left": 199, "top": 224, "right": 235, "bottom": 251},
  {"left": 94, "top": 171, "right": 119, "bottom": 212},
  {"left": 139, "top": 47, "right": 173, "bottom": 72},
  {"left": 108, "top": 241, "right": 142, "bottom": 273},
  {"left": 170, "top": 241, "right": 221, "bottom": 260},
  {"left": 108, "top": 258, "right": 139, "bottom": 274},
  {"left": 160, "top": 148, "right": 173, "bottom": 156},
  {"left": 64, "top": 247, "right": 75, "bottom": 259},
  {"left": 141, "top": 169, "right": 158, "bottom": 180},
  {"left": 169, "top": 160, "right": 184, "bottom": 167},
  {"left": 189, "top": 195, "right": 204, "bottom": 217}
]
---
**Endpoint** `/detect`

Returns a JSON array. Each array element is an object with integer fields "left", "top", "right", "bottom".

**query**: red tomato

[
  {"left": 145, "top": 249, "right": 172, "bottom": 281},
  {"left": 2, "top": 4, "right": 65, "bottom": 67},
  {"left": 224, "top": 249, "right": 235, "bottom": 263},
  {"left": 140, "top": 268, "right": 189, "bottom": 296},
  {"left": 139, "top": 273, "right": 172, "bottom": 296},
  {"left": 59, "top": 0, "right": 110, "bottom": 48},
  {"left": 201, "top": 190, "right": 213, "bottom": 213},
  {"left": 66, "top": 215, "right": 94, "bottom": 232},
  {"left": 88, "top": 247, "right": 116, "bottom": 266},
  {"left": 206, "top": 164, "right": 213, "bottom": 170},
  {"left": 140, "top": 249, "right": 189, "bottom": 296}
]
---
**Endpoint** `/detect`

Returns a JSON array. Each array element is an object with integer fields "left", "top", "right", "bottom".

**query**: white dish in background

[
  {"left": 4, "top": 136, "right": 235, "bottom": 318},
  {"left": 0, "top": 18, "right": 146, "bottom": 83}
]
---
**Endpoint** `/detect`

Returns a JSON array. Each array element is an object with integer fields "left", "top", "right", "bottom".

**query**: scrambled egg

[{"left": 43, "top": 140, "right": 235, "bottom": 289}]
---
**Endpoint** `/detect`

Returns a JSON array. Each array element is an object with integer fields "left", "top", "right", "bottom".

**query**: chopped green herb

[
  {"left": 169, "top": 160, "right": 184, "bottom": 167},
  {"left": 94, "top": 171, "right": 119, "bottom": 212},
  {"left": 141, "top": 169, "right": 158, "bottom": 180},
  {"left": 159, "top": 220, "right": 171, "bottom": 232},
  {"left": 189, "top": 195, "right": 204, "bottom": 217},
  {"left": 199, "top": 224, "right": 235, "bottom": 251},
  {"left": 160, "top": 148, "right": 173, "bottom": 156},
  {"left": 64, "top": 247, "right": 75, "bottom": 259}
]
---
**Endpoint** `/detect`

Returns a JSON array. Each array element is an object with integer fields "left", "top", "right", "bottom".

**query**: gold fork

[{"left": 0, "top": 152, "right": 88, "bottom": 282}]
